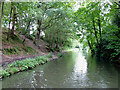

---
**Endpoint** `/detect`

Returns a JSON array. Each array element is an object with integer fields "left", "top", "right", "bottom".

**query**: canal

[{"left": 2, "top": 49, "right": 118, "bottom": 88}]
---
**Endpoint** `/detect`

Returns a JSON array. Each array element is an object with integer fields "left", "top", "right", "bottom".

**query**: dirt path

[{"left": 1, "top": 35, "right": 49, "bottom": 66}]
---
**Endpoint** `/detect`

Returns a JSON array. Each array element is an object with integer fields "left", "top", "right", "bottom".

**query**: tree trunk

[
  {"left": 98, "top": 15, "right": 102, "bottom": 60},
  {"left": 26, "top": 19, "right": 31, "bottom": 32},
  {"left": 0, "top": 2, "right": 2, "bottom": 50},
  {"left": 22, "top": 19, "right": 31, "bottom": 45},
  {"left": 11, "top": 4, "right": 16, "bottom": 35},
  {"left": 37, "top": 19, "right": 42, "bottom": 40},
  {"left": 98, "top": 16, "right": 102, "bottom": 45},
  {"left": 56, "top": 29, "right": 59, "bottom": 51},
  {"left": 92, "top": 17, "right": 99, "bottom": 46},
  {"left": 7, "top": 2, "right": 13, "bottom": 40},
  {"left": 20, "top": 16, "right": 23, "bottom": 29},
  {"left": 1, "top": 2, "right": 4, "bottom": 18},
  {"left": 16, "top": 15, "right": 19, "bottom": 30},
  {"left": 88, "top": 40, "right": 95, "bottom": 55},
  {"left": 0, "top": 2, "right": 1, "bottom": 25}
]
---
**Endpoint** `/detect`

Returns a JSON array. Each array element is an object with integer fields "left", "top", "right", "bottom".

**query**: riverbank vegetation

[
  {"left": 0, "top": 1, "right": 120, "bottom": 72},
  {"left": 0, "top": 54, "right": 51, "bottom": 78},
  {"left": 74, "top": 1, "right": 120, "bottom": 63},
  {"left": 0, "top": 52, "right": 65, "bottom": 78}
]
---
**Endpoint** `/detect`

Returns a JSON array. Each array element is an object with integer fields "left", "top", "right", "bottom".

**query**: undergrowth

[
  {"left": 2, "top": 32, "right": 37, "bottom": 55},
  {"left": 2, "top": 46, "right": 37, "bottom": 55},
  {"left": 57, "top": 52, "right": 64, "bottom": 57},
  {"left": 0, "top": 53, "right": 53, "bottom": 78}
]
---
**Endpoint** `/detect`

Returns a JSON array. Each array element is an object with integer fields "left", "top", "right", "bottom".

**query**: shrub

[
  {"left": 1, "top": 53, "right": 55, "bottom": 78},
  {"left": 0, "top": 70, "right": 10, "bottom": 78},
  {"left": 6, "top": 67, "right": 19, "bottom": 75},
  {"left": 47, "top": 52, "right": 53, "bottom": 58},
  {"left": 57, "top": 53, "right": 63, "bottom": 57}
]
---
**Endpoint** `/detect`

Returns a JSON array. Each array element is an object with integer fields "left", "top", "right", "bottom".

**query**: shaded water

[{"left": 2, "top": 49, "right": 118, "bottom": 88}]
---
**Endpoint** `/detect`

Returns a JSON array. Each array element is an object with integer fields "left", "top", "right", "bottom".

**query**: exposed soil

[
  {"left": 1, "top": 29, "right": 67, "bottom": 67},
  {"left": 1, "top": 33, "right": 50, "bottom": 66}
]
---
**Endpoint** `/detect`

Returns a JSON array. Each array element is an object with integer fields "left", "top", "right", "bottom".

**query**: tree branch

[
  {"left": 114, "top": 1, "right": 120, "bottom": 7},
  {"left": 42, "top": 13, "right": 61, "bottom": 30}
]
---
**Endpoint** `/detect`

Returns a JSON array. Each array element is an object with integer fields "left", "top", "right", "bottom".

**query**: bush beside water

[
  {"left": 57, "top": 52, "right": 64, "bottom": 57},
  {"left": 0, "top": 54, "right": 52, "bottom": 78}
]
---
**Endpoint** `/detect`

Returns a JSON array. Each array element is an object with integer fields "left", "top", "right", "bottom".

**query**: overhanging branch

[{"left": 42, "top": 13, "right": 62, "bottom": 31}]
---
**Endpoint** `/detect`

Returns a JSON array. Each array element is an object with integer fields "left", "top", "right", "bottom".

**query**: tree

[
  {"left": 74, "top": 1, "right": 120, "bottom": 62},
  {"left": 0, "top": 2, "right": 2, "bottom": 50}
]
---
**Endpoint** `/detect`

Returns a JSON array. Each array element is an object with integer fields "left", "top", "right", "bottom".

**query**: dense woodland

[{"left": 0, "top": 1, "right": 120, "bottom": 63}]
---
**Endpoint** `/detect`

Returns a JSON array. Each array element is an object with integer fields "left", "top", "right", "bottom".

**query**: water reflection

[
  {"left": 72, "top": 50, "right": 88, "bottom": 88},
  {"left": 2, "top": 50, "right": 118, "bottom": 88},
  {"left": 74, "top": 50, "right": 87, "bottom": 74}
]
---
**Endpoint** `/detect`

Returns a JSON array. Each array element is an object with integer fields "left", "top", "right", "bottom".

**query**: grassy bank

[
  {"left": 0, "top": 52, "right": 65, "bottom": 79},
  {"left": 0, "top": 53, "right": 53, "bottom": 79},
  {"left": 2, "top": 31, "right": 38, "bottom": 56}
]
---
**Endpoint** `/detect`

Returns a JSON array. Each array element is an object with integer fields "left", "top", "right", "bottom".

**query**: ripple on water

[{"left": 2, "top": 51, "right": 119, "bottom": 88}]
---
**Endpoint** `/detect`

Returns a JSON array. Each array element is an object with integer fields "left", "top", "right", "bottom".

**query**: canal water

[{"left": 2, "top": 49, "right": 119, "bottom": 88}]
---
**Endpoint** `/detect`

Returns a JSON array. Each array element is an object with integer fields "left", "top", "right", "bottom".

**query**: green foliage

[
  {"left": 6, "top": 67, "right": 18, "bottom": 75},
  {"left": 2, "top": 2, "right": 75, "bottom": 52},
  {"left": 2, "top": 1, "right": 119, "bottom": 64},
  {"left": 25, "top": 47, "right": 36, "bottom": 54},
  {"left": 28, "top": 34, "right": 35, "bottom": 41},
  {"left": 2, "top": 48, "right": 19, "bottom": 55},
  {"left": 0, "top": 53, "right": 55, "bottom": 78},
  {"left": 0, "top": 70, "right": 10, "bottom": 78},
  {"left": 74, "top": 1, "right": 120, "bottom": 63},
  {"left": 21, "top": 67, "right": 26, "bottom": 71},
  {"left": 46, "top": 52, "right": 53, "bottom": 58},
  {"left": 2, "top": 32, "right": 22, "bottom": 45},
  {"left": 41, "top": 3, "right": 75, "bottom": 51},
  {"left": 2, "top": 46, "right": 37, "bottom": 55},
  {"left": 75, "top": 45, "right": 79, "bottom": 48},
  {"left": 2, "top": 32, "right": 37, "bottom": 55},
  {"left": 95, "top": 26, "right": 120, "bottom": 61},
  {"left": 8, "top": 53, "right": 51, "bottom": 69},
  {"left": 10, "top": 35, "right": 21, "bottom": 42},
  {"left": 57, "top": 52, "right": 63, "bottom": 57}
]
